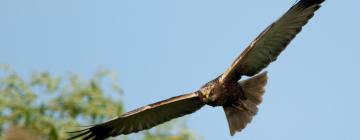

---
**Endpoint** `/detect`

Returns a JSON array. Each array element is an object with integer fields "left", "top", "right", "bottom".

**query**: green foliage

[{"left": 0, "top": 65, "right": 198, "bottom": 140}]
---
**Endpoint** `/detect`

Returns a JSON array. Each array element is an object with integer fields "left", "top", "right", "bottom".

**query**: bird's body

[
  {"left": 68, "top": 0, "right": 325, "bottom": 139},
  {"left": 199, "top": 78, "right": 244, "bottom": 107}
]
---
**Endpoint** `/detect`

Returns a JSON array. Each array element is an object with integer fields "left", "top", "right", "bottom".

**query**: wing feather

[
  {"left": 67, "top": 92, "right": 204, "bottom": 140},
  {"left": 220, "top": 0, "right": 325, "bottom": 84}
]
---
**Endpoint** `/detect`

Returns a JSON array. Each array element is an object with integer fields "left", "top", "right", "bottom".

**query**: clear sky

[{"left": 1, "top": 0, "right": 359, "bottom": 140}]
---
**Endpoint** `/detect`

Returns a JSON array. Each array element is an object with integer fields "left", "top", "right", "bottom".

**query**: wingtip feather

[
  {"left": 298, "top": 0, "right": 325, "bottom": 7},
  {"left": 66, "top": 129, "right": 91, "bottom": 140}
]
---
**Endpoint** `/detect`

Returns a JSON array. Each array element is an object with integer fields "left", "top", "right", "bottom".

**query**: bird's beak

[{"left": 205, "top": 93, "right": 210, "bottom": 99}]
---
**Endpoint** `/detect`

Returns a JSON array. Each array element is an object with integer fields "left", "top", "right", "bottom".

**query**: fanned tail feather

[{"left": 223, "top": 72, "right": 268, "bottom": 136}]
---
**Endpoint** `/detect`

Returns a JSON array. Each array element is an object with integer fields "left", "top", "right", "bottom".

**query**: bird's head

[{"left": 199, "top": 83, "right": 218, "bottom": 106}]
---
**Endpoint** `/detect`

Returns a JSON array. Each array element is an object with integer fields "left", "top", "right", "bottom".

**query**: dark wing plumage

[
  {"left": 67, "top": 92, "right": 204, "bottom": 140},
  {"left": 220, "top": 0, "right": 325, "bottom": 84}
]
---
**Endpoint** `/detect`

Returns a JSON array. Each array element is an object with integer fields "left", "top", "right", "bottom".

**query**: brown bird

[{"left": 68, "top": 0, "right": 325, "bottom": 139}]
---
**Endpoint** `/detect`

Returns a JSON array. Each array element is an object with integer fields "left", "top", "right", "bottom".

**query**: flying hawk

[{"left": 68, "top": 0, "right": 325, "bottom": 139}]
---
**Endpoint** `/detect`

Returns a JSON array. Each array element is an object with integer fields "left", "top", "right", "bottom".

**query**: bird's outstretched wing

[
  {"left": 67, "top": 92, "right": 204, "bottom": 140},
  {"left": 220, "top": 0, "right": 325, "bottom": 84}
]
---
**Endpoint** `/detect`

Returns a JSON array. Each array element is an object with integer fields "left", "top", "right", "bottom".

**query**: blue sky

[{"left": 1, "top": 0, "right": 359, "bottom": 140}]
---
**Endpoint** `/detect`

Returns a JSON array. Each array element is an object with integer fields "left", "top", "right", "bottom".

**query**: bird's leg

[{"left": 232, "top": 100, "right": 249, "bottom": 112}]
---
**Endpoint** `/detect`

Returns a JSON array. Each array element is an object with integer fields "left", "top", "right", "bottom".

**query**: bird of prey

[{"left": 68, "top": 0, "right": 325, "bottom": 139}]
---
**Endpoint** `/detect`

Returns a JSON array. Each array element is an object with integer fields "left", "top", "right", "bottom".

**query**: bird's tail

[{"left": 223, "top": 72, "right": 268, "bottom": 136}]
